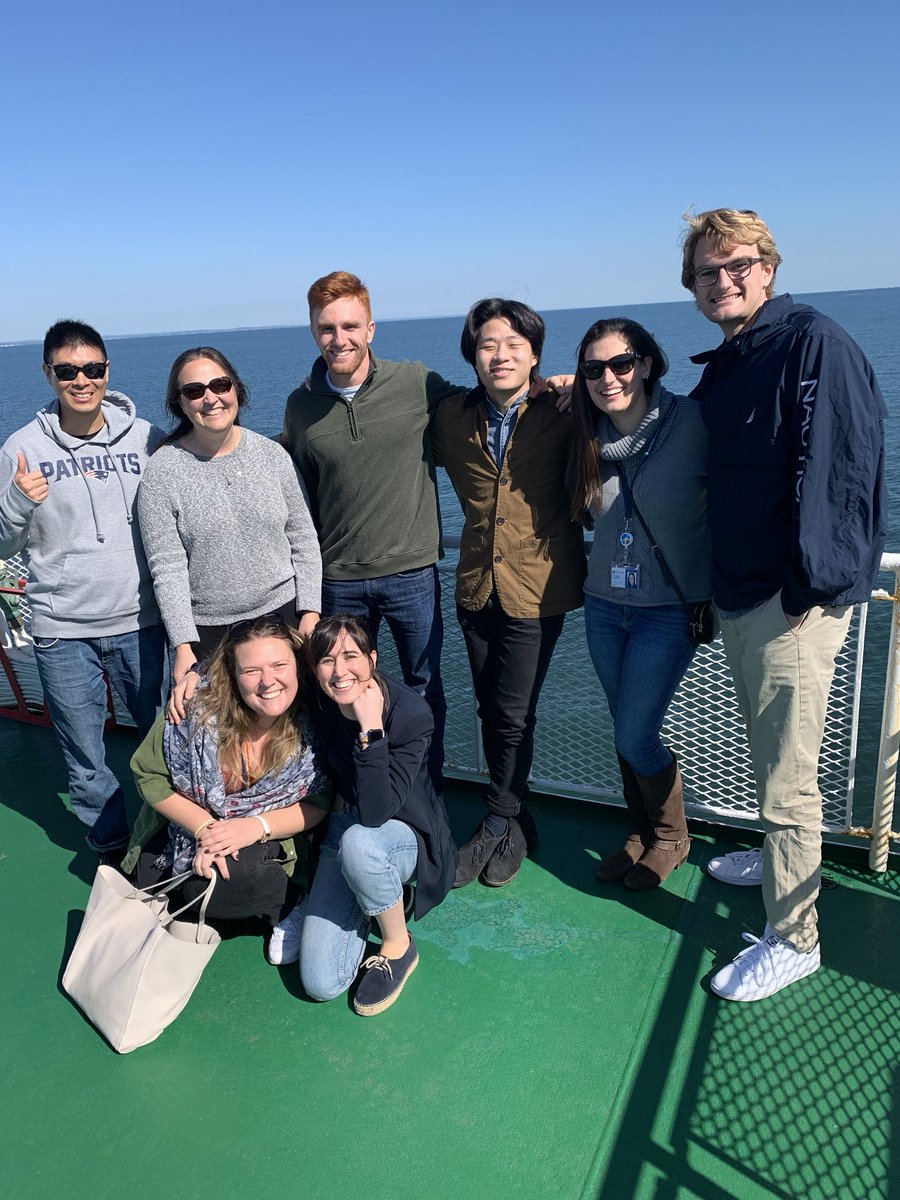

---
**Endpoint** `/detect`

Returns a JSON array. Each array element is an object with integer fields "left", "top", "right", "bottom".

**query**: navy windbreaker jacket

[{"left": 690, "top": 294, "right": 887, "bottom": 614}]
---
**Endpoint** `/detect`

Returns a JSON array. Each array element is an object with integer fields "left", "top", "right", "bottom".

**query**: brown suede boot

[
  {"left": 623, "top": 755, "right": 691, "bottom": 891},
  {"left": 596, "top": 754, "right": 654, "bottom": 883}
]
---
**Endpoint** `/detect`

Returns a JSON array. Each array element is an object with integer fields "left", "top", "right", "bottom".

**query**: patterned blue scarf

[{"left": 160, "top": 707, "right": 331, "bottom": 874}]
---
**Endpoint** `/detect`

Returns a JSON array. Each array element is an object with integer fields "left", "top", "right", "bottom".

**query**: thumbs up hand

[{"left": 14, "top": 453, "right": 49, "bottom": 504}]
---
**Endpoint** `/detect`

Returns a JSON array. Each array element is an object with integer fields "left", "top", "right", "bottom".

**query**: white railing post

[{"left": 870, "top": 556, "right": 900, "bottom": 871}]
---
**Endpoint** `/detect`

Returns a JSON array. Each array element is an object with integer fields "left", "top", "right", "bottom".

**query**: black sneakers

[
  {"left": 481, "top": 818, "right": 528, "bottom": 887},
  {"left": 453, "top": 815, "right": 531, "bottom": 888},
  {"left": 453, "top": 820, "right": 505, "bottom": 888}
]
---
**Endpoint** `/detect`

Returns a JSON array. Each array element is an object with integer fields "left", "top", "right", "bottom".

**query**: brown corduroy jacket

[{"left": 430, "top": 377, "right": 585, "bottom": 618}]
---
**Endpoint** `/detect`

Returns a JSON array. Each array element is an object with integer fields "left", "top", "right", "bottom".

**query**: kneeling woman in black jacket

[{"left": 299, "top": 615, "right": 457, "bottom": 1016}]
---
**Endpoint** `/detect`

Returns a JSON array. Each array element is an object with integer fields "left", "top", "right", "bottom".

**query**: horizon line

[{"left": 2, "top": 284, "right": 896, "bottom": 349}]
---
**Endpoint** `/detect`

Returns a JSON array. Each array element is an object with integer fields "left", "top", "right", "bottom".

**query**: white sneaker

[
  {"left": 707, "top": 846, "right": 763, "bottom": 886},
  {"left": 268, "top": 902, "right": 304, "bottom": 966},
  {"left": 710, "top": 925, "right": 820, "bottom": 1001}
]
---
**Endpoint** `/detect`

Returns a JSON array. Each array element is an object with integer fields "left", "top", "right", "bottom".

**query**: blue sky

[{"left": 3, "top": 0, "right": 898, "bottom": 341}]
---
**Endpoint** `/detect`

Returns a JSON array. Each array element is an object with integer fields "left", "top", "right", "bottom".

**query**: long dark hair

[
  {"left": 565, "top": 318, "right": 668, "bottom": 528},
  {"left": 306, "top": 614, "right": 390, "bottom": 708},
  {"left": 162, "top": 346, "right": 250, "bottom": 445}
]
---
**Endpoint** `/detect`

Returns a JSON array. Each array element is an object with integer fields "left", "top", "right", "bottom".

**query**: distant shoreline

[{"left": 3, "top": 285, "right": 897, "bottom": 349}]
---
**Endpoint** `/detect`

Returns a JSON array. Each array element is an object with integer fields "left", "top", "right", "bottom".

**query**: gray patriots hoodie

[{"left": 0, "top": 391, "right": 164, "bottom": 638}]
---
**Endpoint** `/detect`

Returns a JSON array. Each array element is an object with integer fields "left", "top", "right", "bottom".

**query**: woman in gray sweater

[
  {"left": 138, "top": 348, "right": 322, "bottom": 689},
  {"left": 566, "top": 318, "right": 712, "bottom": 891}
]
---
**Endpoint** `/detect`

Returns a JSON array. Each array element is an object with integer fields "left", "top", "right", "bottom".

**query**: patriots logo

[{"left": 84, "top": 469, "right": 110, "bottom": 481}]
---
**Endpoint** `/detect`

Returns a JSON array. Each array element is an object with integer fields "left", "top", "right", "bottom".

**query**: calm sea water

[{"left": 2, "top": 289, "right": 898, "bottom": 809}]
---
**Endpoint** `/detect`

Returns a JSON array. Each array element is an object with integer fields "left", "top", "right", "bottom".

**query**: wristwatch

[{"left": 357, "top": 728, "right": 385, "bottom": 748}]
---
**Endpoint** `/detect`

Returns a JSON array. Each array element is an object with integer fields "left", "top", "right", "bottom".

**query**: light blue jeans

[
  {"left": 584, "top": 595, "right": 696, "bottom": 776},
  {"left": 32, "top": 625, "right": 166, "bottom": 849},
  {"left": 299, "top": 806, "right": 418, "bottom": 1002}
]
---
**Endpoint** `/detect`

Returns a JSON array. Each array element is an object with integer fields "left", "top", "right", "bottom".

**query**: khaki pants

[{"left": 718, "top": 594, "right": 852, "bottom": 951}]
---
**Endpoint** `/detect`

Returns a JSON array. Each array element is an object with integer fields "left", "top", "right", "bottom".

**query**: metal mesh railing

[
  {"left": 394, "top": 566, "right": 864, "bottom": 834},
  {"left": 0, "top": 550, "right": 880, "bottom": 837},
  {"left": 0, "top": 552, "right": 139, "bottom": 726}
]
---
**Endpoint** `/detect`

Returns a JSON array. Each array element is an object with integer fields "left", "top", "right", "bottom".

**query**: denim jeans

[
  {"left": 583, "top": 595, "right": 695, "bottom": 777},
  {"left": 321, "top": 565, "right": 446, "bottom": 786},
  {"left": 457, "top": 593, "right": 566, "bottom": 819},
  {"left": 298, "top": 806, "right": 418, "bottom": 1002},
  {"left": 33, "top": 624, "right": 166, "bottom": 850}
]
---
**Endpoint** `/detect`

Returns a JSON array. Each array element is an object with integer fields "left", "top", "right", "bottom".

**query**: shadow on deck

[{"left": 1, "top": 717, "right": 897, "bottom": 1200}]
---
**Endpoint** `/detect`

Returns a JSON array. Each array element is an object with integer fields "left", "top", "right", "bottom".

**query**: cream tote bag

[{"left": 63, "top": 866, "right": 221, "bottom": 1053}]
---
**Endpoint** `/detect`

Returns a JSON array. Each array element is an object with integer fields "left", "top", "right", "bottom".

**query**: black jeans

[
  {"left": 135, "top": 830, "right": 300, "bottom": 926},
  {"left": 457, "top": 593, "right": 566, "bottom": 819},
  {"left": 194, "top": 598, "right": 298, "bottom": 658}
]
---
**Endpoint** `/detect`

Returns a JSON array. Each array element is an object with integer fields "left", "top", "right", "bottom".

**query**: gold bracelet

[{"left": 193, "top": 818, "right": 215, "bottom": 838}]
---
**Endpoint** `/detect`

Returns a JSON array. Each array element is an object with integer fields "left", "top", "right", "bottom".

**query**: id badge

[{"left": 611, "top": 562, "right": 641, "bottom": 590}]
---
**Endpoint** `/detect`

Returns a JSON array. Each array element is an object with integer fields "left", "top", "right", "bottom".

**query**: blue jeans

[
  {"left": 299, "top": 806, "right": 419, "bottom": 1002},
  {"left": 33, "top": 624, "right": 166, "bottom": 850},
  {"left": 321, "top": 565, "right": 446, "bottom": 786},
  {"left": 583, "top": 595, "right": 695, "bottom": 776}
]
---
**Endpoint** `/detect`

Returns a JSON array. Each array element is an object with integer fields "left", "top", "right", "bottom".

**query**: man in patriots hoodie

[{"left": 0, "top": 319, "right": 166, "bottom": 855}]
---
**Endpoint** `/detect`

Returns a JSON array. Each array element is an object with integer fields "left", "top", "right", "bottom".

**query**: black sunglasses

[
  {"left": 228, "top": 612, "right": 293, "bottom": 641},
  {"left": 580, "top": 353, "right": 641, "bottom": 380},
  {"left": 48, "top": 361, "right": 108, "bottom": 381},
  {"left": 180, "top": 376, "right": 234, "bottom": 403}
]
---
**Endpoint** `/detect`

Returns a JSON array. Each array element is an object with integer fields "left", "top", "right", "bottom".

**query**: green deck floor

[{"left": 1, "top": 717, "right": 898, "bottom": 1200}]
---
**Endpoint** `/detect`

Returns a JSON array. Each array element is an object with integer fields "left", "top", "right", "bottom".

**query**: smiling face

[
  {"left": 177, "top": 356, "right": 239, "bottom": 437},
  {"left": 314, "top": 630, "right": 377, "bottom": 712},
  {"left": 582, "top": 333, "right": 651, "bottom": 434},
  {"left": 43, "top": 342, "right": 109, "bottom": 435},
  {"left": 310, "top": 295, "right": 375, "bottom": 387},
  {"left": 692, "top": 236, "right": 775, "bottom": 340},
  {"left": 232, "top": 635, "right": 299, "bottom": 728},
  {"left": 474, "top": 317, "right": 538, "bottom": 409}
]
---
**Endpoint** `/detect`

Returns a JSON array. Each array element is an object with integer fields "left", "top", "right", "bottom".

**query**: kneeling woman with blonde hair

[{"left": 123, "top": 614, "right": 332, "bottom": 964}]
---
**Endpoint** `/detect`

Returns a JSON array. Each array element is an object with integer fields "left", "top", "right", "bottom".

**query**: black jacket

[
  {"left": 691, "top": 294, "right": 887, "bottom": 614},
  {"left": 314, "top": 676, "right": 457, "bottom": 919}
]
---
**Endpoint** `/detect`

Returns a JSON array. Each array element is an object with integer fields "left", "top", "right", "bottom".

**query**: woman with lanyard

[{"left": 565, "top": 318, "right": 712, "bottom": 890}]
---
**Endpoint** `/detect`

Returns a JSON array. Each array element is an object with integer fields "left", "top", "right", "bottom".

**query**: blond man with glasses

[{"left": 682, "top": 209, "right": 887, "bottom": 1001}]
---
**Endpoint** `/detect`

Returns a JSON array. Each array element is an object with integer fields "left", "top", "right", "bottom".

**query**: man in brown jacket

[{"left": 431, "top": 299, "right": 585, "bottom": 888}]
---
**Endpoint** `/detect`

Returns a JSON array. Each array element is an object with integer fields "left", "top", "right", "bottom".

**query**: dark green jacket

[{"left": 283, "top": 354, "right": 465, "bottom": 580}]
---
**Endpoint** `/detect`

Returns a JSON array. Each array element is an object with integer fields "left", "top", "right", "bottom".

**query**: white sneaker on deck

[
  {"left": 710, "top": 924, "right": 820, "bottom": 1001},
  {"left": 707, "top": 846, "right": 763, "bottom": 886},
  {"left": 268, "top": 903, "right": 304, "bottom": 966}
]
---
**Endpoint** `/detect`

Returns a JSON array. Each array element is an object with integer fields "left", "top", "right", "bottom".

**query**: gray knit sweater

[
  {"left": 138, "top": 428, "right": 322, "bottom": 646},
  {"left": 584, "top": 387, "right": 712, "bottom": 606}
]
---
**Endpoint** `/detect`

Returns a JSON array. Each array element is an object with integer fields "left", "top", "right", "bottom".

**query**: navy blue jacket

[
  {"left": 691, "top": 294, "right": 887, "bottom": 614},
  {"left": 313, "top": 675, "right": 457, "bottom": 919}
]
